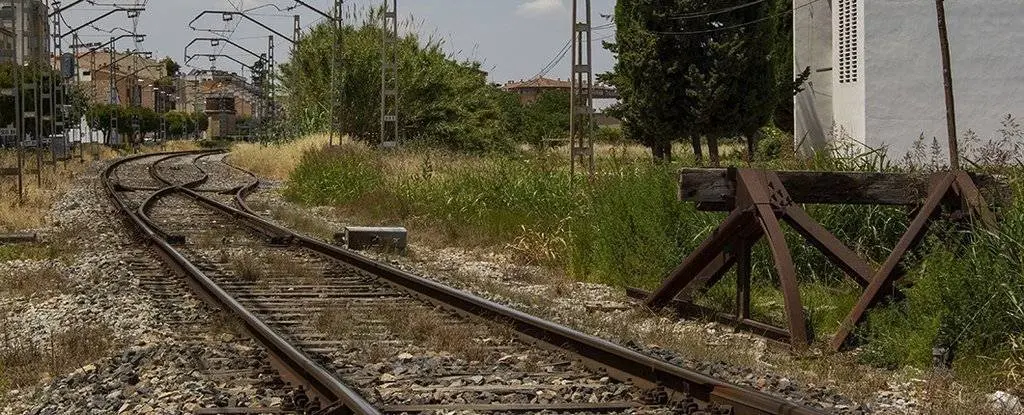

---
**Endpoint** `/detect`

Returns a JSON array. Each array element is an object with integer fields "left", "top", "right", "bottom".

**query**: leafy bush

[
  {"left": 594, "top": 126, "right": 625, "bottom": 143},
  {"left": 860, "top": 185, "right": 1024, "bottom": 372},
  {"left": 284, "top": 145, "right": 386, "bottom": 206},
  {"left": 282, "top": 10, "right": 514, "bottom": 152}
]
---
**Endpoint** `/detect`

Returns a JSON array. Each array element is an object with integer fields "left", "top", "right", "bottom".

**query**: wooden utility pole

[{"left": 934, "top": 0, "right": 959, "bottom": 171}]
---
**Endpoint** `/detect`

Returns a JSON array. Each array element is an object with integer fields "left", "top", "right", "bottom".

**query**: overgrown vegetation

[
  {"left": 603, "top": 0, "right": 798, "bottom": 162},
  {"left": 280, "top": 8, "right": 572, "bottom": 151},
  {"left": 274, "top": 123, "right": 1024, "bottom": 391}
]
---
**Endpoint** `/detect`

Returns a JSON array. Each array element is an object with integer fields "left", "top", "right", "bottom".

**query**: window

[{"left": 837, "top": 0, "right": 859, "bottom": 84}]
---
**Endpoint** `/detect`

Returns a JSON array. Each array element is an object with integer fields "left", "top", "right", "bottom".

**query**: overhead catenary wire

[
  {"left": 652, "top": 0, "right": 825, "bottom": 36},
  {"left": 668, "top": 0, "right": 769, "bottom": 20}
]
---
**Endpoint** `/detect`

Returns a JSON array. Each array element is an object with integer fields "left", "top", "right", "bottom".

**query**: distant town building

[
  {"left": 65, "top": 51, "right": 167, "bottom": 109},
  {"left": 500, "top": 77, "right": 618, "bottom": 105},
  {"left": 0, "top": 0, "right": 48, "bottom": 64},
  {"left": 794, "top": 0, "right": 1024, "bottom": 162},
  {"left": 180, "top": 69, "right": 263, "bottom": 119}
]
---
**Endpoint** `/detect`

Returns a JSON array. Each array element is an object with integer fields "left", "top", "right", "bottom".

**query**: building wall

[
  {"left": 831, "top": 0, "right": 866, "bottom": 154},
  {"left": 0, "top": 0, "right": 48, "bottom": 64},
  {"left": 863, "top": 0, "right": 1024, "bottom": 162},
  {"left": 799, "top": 0, "right": 1024, "bottom": 162},
  {"left": 793, "top": 0, "right": 833, "bottom": 153}
]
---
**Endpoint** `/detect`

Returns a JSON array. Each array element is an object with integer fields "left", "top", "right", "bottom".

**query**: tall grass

[
  {"left": 228, "top": 134, "right": 332, "bottom": 181},
  {"left": 0, "top": 145, "right": 118, "bottom": 232},
  {"left": 860, "top": 181, "right": 1024, "bottom": 375},
  {"left": 278, "top": 140, "right": 1024, "bottom": 382}
]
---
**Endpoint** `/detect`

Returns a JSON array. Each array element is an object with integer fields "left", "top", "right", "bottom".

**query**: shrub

[
  {"left": 860, "top": 182, "right": 1024, "bottom": 373},
  {"left": 284, "top": 145, "right": 386, "bottom": 206}
]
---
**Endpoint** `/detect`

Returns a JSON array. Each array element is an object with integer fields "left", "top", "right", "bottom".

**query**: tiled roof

[
  {"left": 501, "top": 77, "right": 571, "bottom": 90},
  {"left": 501, "top": 76, "right": 616, "bottom": 93}
]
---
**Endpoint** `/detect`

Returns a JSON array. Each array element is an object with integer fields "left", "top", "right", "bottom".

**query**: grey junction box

[{"left": 338, "top": 227, "right": 408, "bottom": 252}]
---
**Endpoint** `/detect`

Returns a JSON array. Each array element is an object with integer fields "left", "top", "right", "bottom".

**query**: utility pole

[
  {"left": 267, "top": 35, "right": 275, "bottom": 123},
  {"left": 329, "top": 0, "right": 343, "bottom": 146},
  {"left": 50, "top": 0, "right": 62, "bottom": 166},
  {"left": 934, "top": 0, "right": 959, "bottom": 171},
  {"left": 569, "top": 0, "right": 595, "bottom": 178},
  {"left": 380, "top": 0, "right": 398, "bottom": 148},
  {"left": 109, "top": 37, "right": 117, "bottom": 146},
  {"left": 30, "top": 2, "right": 41, "bottom": 185},
  {"left": 72, "top": 32, "right": 83, "bottom": 161},
  {"left": 292, "top": 15, "right": 300, "bottom": 55}
]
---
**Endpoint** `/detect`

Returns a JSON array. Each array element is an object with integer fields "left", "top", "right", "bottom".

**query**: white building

[{"left": 794, "top": 0, "right": 1024, "bottom": 163}]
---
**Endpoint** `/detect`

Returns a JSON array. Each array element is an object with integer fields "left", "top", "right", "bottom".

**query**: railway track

[{"left": 102, "top": 150, "right": 825, "bottom": 415}]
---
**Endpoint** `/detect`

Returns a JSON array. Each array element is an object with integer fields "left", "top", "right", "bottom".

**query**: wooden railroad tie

[{"left": 640, "top": 167, "right": 1007, "bottom": 350}]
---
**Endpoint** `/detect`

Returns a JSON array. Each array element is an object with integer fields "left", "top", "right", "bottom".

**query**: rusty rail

[
  {"left": 179, "top": 158, "right": 826, "bottom": 415},
  {"left": 103, "top": 151, "right": 381, "bottom": 415}
]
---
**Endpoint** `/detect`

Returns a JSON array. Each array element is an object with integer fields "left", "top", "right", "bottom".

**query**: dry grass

[
  {"left": 266, "top": 251, "right": 325, "bottom": 285},
  {"left": 229, "top": 253, "right": 266, "bottom": 282},
  {"left": 152, "top": 140, "right": 200, "bottom": 153},
  {"left": 208, "top": 312, "right": 247, "bottom": 338},
  {"left": 373, "top": 302, "right": 493, "bottom": 362},
  {"left": 315, "top": 300, "right": 496, "bottom": 363},
  {"left": 0, "top": 320, "right": 113, "bottom": 393},
  {"left": 229, "top": 250, "right": 325, "bottom": 286},
  {"left": 249, "top": 200, "right": 334, "bottom": 240},
  {"left": 313, "top": 303, "right": 359, "bottom": 339},
  {"left": 0, "top": 149, "right": 112, "bottom": 232},
  {"left": 0, "top": 141, "right": 198, "bottom": 233},
  {"left": 0, "top": 263, "right": 67, "bottom": 297},
  {"left": 227, "top": 134, "right": 333, "bottom": 181}
]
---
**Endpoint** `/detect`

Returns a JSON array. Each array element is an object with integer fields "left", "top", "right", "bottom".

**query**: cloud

[{"left": 516, "top": 0, "right": 566, "bottom": 18}]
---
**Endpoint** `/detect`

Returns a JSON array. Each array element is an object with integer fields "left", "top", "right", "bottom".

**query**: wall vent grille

[{"left": 837, "top": 0, "right": 859, "bottom": 84}]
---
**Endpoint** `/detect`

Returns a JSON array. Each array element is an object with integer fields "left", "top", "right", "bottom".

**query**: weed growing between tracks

[{"left": 228, "top": 250, "right": 326, "bottom": 286}]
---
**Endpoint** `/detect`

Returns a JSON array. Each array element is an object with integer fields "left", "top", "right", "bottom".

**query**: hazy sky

[{"left": 60, "top": 0, "right": 617, "bottom": 83}]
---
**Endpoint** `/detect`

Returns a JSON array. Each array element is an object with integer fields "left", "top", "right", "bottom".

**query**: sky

[{"left": 59, "top": 0, "right": 617, "bottom": 84}]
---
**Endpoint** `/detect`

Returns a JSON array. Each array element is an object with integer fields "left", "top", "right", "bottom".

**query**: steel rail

[
  {"left": 102, "top": 151, "right": 381, "bottom": 415},
  {"left": 181, "top": 158, "right": 827, "bottom": 415}
]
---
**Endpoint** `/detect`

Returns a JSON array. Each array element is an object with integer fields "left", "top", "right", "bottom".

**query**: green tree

[
  {"left": 603, "top": 0, "right": 699, "bottom": 162},
  {"left": 605, "top": 0, "right": 795, "bottom": 164},
  {"left": 281, "top": 10, "right": 511, "bottom": 151},
  {"left": 161, "top": 57, "right": 181, "bottom": 77},
  {"left": 683, "top": 0, "right": 791, "bottom": 162}
]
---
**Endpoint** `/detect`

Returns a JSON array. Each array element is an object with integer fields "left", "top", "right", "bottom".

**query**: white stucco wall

[
  {"left": 796, "top": 0, "right": 1024, "bottom": 163},
  {"left": 793, "top": 0, "right": 834, "bottom": 153},
  {"left": 864, "top": 0, "right": 1024, "bottom": 162}
]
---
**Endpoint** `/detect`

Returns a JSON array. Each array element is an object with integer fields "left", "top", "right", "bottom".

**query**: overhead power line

[
  {"left": 669, "top": 0, "right": 769, "bottom": 20},
  {"left": 653, "top": 0, "right": 825, "bottom": 36}
]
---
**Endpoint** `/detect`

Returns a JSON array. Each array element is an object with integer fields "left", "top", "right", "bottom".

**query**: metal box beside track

[{"left": 337, "top": 226, "right": 408, "bottom": 252}]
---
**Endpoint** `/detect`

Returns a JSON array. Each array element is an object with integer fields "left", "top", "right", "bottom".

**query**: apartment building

[{"left": 0, "top": 0, "right": 48, "bottom": 64}]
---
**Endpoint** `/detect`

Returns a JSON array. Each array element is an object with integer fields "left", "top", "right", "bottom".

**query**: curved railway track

[{"left": 102, "top": 151, "right": 825, "bottom": 415}]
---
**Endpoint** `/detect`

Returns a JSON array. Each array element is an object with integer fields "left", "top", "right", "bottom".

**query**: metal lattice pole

[
  {"left": 569, "top": 0, "right": 594, "bottom": 178},
  {"left": 108, "top": 38, "right": 116, "bottom": 145},
  {"left": 379, "top": 0, "right": 398, "bottom": 147},
  {"left": 330, "top": 0, "right": 343, "bottom": 145},
  {"left": 267, "top": 35, "right": 275, "bottom": 122},
  {"left": 292, "top": 15, "right": 300, "bottom": 55},
  {"left": 31, "top": 2, "right": 41, "bottom": 184},
  {"left": 50, "top": 0, "right": 61, "bottom": 166}
]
